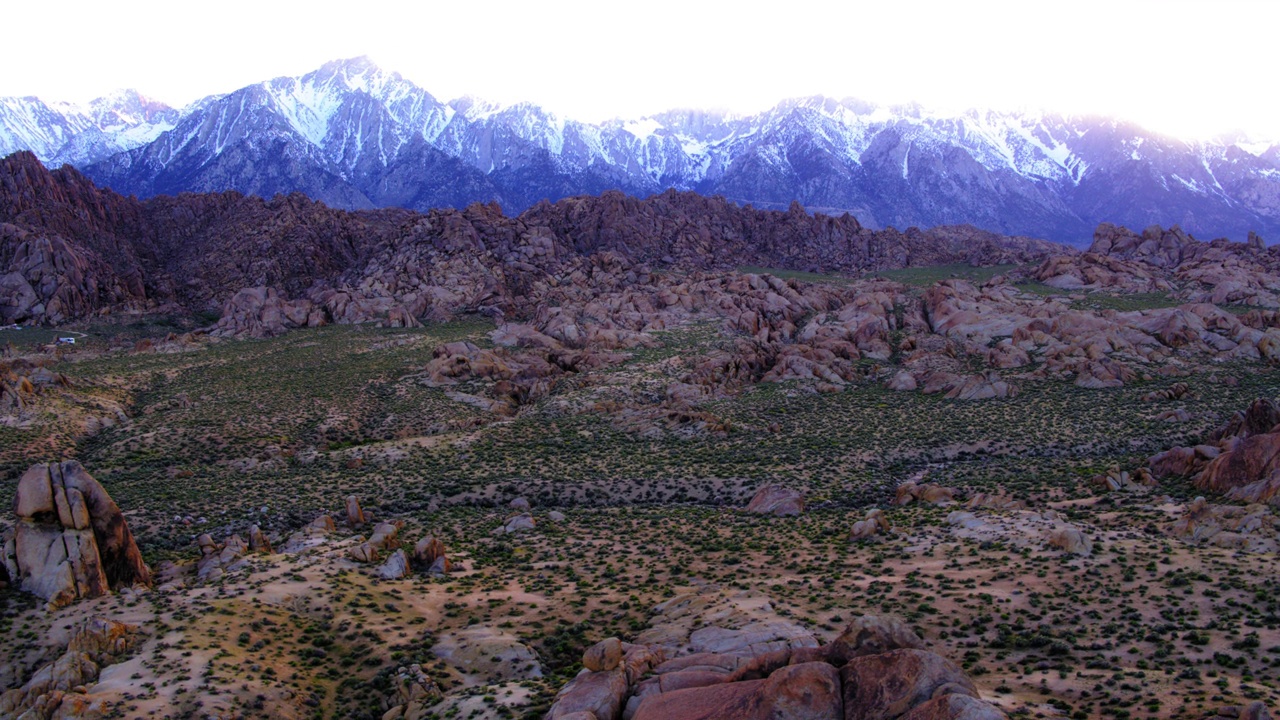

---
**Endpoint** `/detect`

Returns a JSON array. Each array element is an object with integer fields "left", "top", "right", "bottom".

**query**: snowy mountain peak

[{"left": 4, "top": 57, "right": 1278, "bottom": 245}]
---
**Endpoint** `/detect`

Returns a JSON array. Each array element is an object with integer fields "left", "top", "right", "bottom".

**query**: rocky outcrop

[
  {"left": 411, "top": 536, "right": 452, "bottom": 575},
  {"left": 195, "top": 533, "right": 249, "bottom": 582},
  {"left": 280, "top": 514, "right": 336, "bottom": 553},
  {"left": 1150, "top": 398, "right": 1280, "bottom": 506},
  {"left": 547, "top": 584, "right": 1002, "bottom": 720},
  {"left": 849, "top": 510, "right": 892, "bottom": 541},
  {"left": 0, "top": 152, "right": 1063, "bottom": 329},
  {"left": 3, "top": 461, "right": 150, "bottom": 607},
  {"left": 1165, "top": 497, "right": 1278, "bottom": 553},
  {"left": 0, "top": 616, "right": 137, "bottom": 718},
  {"left": 894, "top": 482, "right": 956, "bottom": 506},
  {"left": 745, "top": 485, "right": 805, "bottom": 517},
  {"left": 381, "top": 664, "right": 443, "bottom": 720},
  {"left": 349, "top": 521, "right": 402, "bottom": 563},
  {"left": 1045, "top": 525, "right": 1093, "bottom": 556}
]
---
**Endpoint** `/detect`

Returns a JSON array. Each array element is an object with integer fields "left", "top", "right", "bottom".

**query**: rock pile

[
  {"left": 894, "top": 482, "right": 956, "bottom": 506},
  {"left": 1150, "top": 398, "right": 1280, "bottom": 505},
  {"left": 3, "top": 461, "right": 150, "bottom": 607},
  {"left": 545, "top": 585, "right": 1005, "bottom": 720},
  {"left": 0, "top": 616, "right": 137, "bottom": 718}
]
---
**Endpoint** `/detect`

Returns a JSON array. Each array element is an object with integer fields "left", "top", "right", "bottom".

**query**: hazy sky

[{"left": 3, "top": 0, "right": 1275, "bottom": 140}]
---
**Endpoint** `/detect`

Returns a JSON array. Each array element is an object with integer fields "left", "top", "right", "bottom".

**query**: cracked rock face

[{"left": 3, "top": 461, "right": 151, "bottom": 608}]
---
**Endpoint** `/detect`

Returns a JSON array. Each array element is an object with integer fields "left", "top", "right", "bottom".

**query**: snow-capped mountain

[
  {"left": 3, "top": 56, "right": 1278, "bottom": 245},
  {"left": 0, "top": 90, "right": 178, "bottom": 167}
]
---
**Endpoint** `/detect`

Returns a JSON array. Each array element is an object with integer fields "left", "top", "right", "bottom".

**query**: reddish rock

[
  {"left": 1197, "top": 432, "right": 1280, "bottom": 505},
  {"left": 632, "top": 661, "right": 842, "bottom": 720},
  {"left": 841, "top": 649, "right": 977, "bottom": 720},
  {"left": 746, "top": 485, "right": 805, "bottom": 516}
]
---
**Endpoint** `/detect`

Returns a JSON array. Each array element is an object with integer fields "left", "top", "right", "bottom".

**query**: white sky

[{"left": 3, "top": 0, "right": 1275, "bottom": 141}]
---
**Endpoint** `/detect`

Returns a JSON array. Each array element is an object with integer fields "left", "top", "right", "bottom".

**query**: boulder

[
  {"left": 411, "top": 536, "right": 451, "bottom": 574},
  {"left": 247, "top": 524, "right": 273, "bottom": 553},
  {"left": 745, "top": 485, "right": 805, "bottom": 517},
  {"left": 849, "top": 510, "right": 891, "bottom": 541},
  {"left": 895, "top": 482, "right": 956, "bottom": 506},
  {"left": 1197, "top": 431, "right": 1280, "bottom": 505},
  {"left": 381, "top": 664, "right": 443, "bottom": 720},
  {"left": 503, "top": 513, "right": 536, "bottom": 534},
  {"left": 887, "top": 371, "right": 917, "bottom": 392},
  {"left": 350, "top": 521, "right": 403, "bottom": 563},
  {"left": 345, "top": 495, "right": 367, "bottom": 526},
  {"left": 583, "top": 638, "right": 624, "bottom": 672},
  {"left": 379, "top": 549, "right": 410, "bottom": 580},
  {"left": 825, "top": 616, "right": 924, "bottom": 664},
  {"left": 281, "top": 514, "right": 336, "bottom": 553},
  {"left": 1045, "top": 525, "right": 1093, "bottom": 556},
  {"left": 3, "top": 461, "right": 150, "bottom": 607},
  {"left": 842, "top": 649, "right": 978, "bottom": 720}
]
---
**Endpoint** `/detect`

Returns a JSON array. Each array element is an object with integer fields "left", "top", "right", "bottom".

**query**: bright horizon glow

[{"left": 2, "top": 0, "right": 1276, "bottom": 142}]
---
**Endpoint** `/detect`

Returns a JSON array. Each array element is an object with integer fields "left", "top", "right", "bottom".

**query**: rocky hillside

[{"left": 0, "top": 150, "right": 1062, "bottom": 327}]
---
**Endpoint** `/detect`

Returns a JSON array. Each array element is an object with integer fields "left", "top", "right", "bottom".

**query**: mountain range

[{"left": 2, "top": 56, "right": 1277, "bottom": 246}]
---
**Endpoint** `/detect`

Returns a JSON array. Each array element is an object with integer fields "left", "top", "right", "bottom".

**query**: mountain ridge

[
  {"left": 2, "top": 57, "right": 1277, "bottom": 245},
  {"left": 0, "top": 149, "right": 1064, "bottom": 327}
]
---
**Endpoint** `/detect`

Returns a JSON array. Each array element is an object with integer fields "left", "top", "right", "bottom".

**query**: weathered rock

[
  {"left": 549, "top": 668, "right": 629, "bottom": 720},
  {"left": 381, "top": 664, "right": 443, "bottom": 720},
  {"left": 0, "top": 616, "right": 137, "bottom": 718},
  {"left": 887, "top": 371, "right": 917, "bottom": 391},
  {"left": 895, "top": 482, "right": 956, "bottom": 506},
  {"left": 432, "top": 626, "right": 543, "bottom": 683},
  {"left": 825, "top": 616, "right": 924, "bottom": 664},
  {"left": 4, "top": 461, "right": 150, "bottom": 607},
  {"left": 745, "top": 485, "right": 805, "bottom": 517},
  {"left": 1197, "top": 431, "right": 1280, "bottom": 505},
  {"left": 196, "top": 534, "right": 250, "bottom": 581},
  {"left": 378, "top": 549, "right": 410, "bottom": 580},
  {"left": 247, "top": 524, "right": 273, "bottom": 553},
  {"left": 281, "top": 514, "right": 336, "bottom": 553},
  {"left": 345, "top": 495, "right": 367, "bottom": 526},
  {"left": 509, "top": 496, "right": 532, "bottom": 511},
  {"left": 502, "top": 513, "right": 536, "bottom": 534},
  {"left": 583, "top": 638, "right": 624, "bottom": 672},
  {"left": 849, "top": 510, "right": 892, "bottom": 541},
  {"left": 632, "top": 661, "right": 842, "bottom": 720},
  {"left": 899, "top": 694, "right": 1008, "bottom": 720},
  {"left": 351, "top": 521, "right": 403, "bottom": 563},
  {"left": 411, "top": 536, "right": 451, "bottom": 574},
  {"left": 1045, "top": 525, "right": 1093, "bottom": 556},
  {"left": 842, "top": 649, "right": 978, "bottom": 720}
]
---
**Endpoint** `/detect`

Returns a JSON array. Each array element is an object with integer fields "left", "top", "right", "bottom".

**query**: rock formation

[
  {"left": 849, "top": 510, "right": 892, "bottom": 541},
  {"left": 1150, "top": 398, "right": 1280, "bottom": 506},
  {"left": 3, "top": 461, "right": 150, "bottom": 607},
  {"left": 894, "top": 482, "right": 957, "bottom": 506},
  {"left": 349, "top": 521, "right": 402, "bottom": 563},
  {"left": 0, "top": 616, "right": 138, "bottom": 719},
  {"left": 546, "top": 585, "right": 1003, "bottom": 720},
  {"left": 0, "top": 152, "right": 1061, "bottom": 329},
  {"left": 745, "top": 485, "right": 805, "bottom": 517},
  {"left": 411, "top": 536, "right": 452, "bottom": 575}
]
